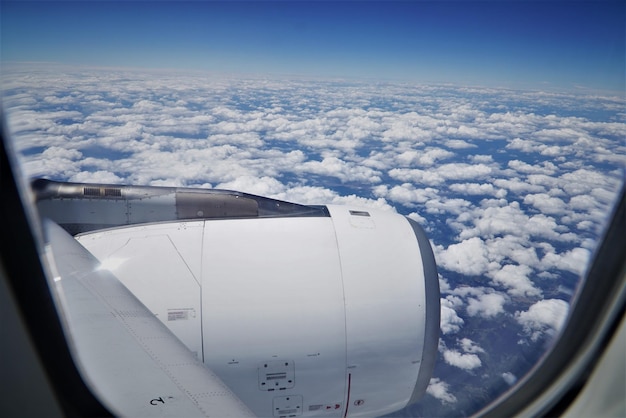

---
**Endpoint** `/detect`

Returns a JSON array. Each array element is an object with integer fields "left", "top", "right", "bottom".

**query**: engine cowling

[{"left": 36, "top": 180, "right": 439, "bottom": 417}]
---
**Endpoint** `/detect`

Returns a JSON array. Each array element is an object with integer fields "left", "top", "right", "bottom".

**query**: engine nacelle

[{"left": 36, "top": 180, "right": 439, "bottom": 417}]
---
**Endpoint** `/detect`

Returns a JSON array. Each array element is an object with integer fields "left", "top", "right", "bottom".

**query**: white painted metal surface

[
  {"left": 46, "top": 220, "right": 254, "bottom": 417},
  {"left": 77, "top": 222, "right": 204, "bottom": 359},
  {"left": 76, "top": 206, "right": 437, "bottom": 417},
  {"left": 327, "top": 205, "right": 427, "bottom": 417},
  {"left": 201, "top": 217, "right": 347, "bottom": 417}
]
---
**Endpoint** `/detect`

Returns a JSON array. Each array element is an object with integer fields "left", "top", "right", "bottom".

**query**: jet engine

[{"left": 34, "top": 179, "right": 439, "bottom": 417}]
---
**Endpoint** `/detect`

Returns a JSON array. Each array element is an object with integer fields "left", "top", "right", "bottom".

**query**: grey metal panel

[
  {"left": 405, "top": 217, "right": 441, "bottom": 405},
  {"left": 127, "top": 193, "right": 177, "bottom": 224},
  {"left": 176, "top": 191, "right": 258, "bottom": 219},
  {"left": 37, "top": 199, "right": 131, "bottom": 234},
  {"left": 33, "top": 179, "right": 329, "bottom": 235}
]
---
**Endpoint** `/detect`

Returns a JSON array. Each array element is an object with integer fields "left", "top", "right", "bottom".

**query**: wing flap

[{"left": 43, "top": 219, "right": 254, "bottom": 417}]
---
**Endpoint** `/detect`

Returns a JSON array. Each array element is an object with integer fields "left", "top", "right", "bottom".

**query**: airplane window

[{"left": 1, "top": 1, "right": 624, "bottom": 417}]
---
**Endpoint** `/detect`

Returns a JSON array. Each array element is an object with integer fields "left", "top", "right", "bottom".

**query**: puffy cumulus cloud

[
  {"left": 22, "top": 146, "right": 84, "bottom": 179},
  {"left": 523, "top": 193, "right": 568, "bottom": 215},
  {"left": 466, "top": 292, "right": 507, "bottom": 318},
  {"left": 270, "top": 185, "right": 394, "bottom": 211},
  {"left": 438, "top": 276, "right": 452, "bottom": 294},
  {"left": 559, "top": 169, "right": 622, "bottom": 198},
  {"left": 502, "top": 372, "right": 518, "bottom": 386},
  {"left": 458, "top": 338, "right": 485, "bottom": 354},
  {"left": 69, "top": 170, "right": 124, "bottom": 184},
  {"left": 296, "top": 157, "right": 382, "bottom": 183},
  {"left": 485, "top": 235, "right": 541, "bottom": 267},
  {"left": 209, "top": 132, "right": 264, "bottom": 147},
  {"left": 506, "top": 138, "right": 550, "bottom": 155},
  {"left": 438, "top": 163, "right": 493, "bottom": 181},
  {"left": 444, "top": 139, "right": 477, "bottom": 149},
  {"left": 388, "top": 167, "right": 445, "bottom": 186},
  {"left": 493, "top": 178, "right": 546, "bottom": 194},
  {"left": 443, "top": 350, "right": 482, "bottom": 370},
  {"left": 503, "top": 113, "right": 626, "bottom": 162},
  {"left": 372, "top": 184, "right": 439, "bottom": 207},
  {"left": 541, "top": 247, "right": 591, "bottom": 276},
  {"left": 450, "top": 202, "right": 528, "bottom": 239},
  {"left": 448, "top": 182, "right": 507, "bottom": 198},
  {"left": 515, "top": 299, "right": 569, "bottom": 342},
  {"left": 407, "top": 211, "right": 427, "bottom": 225},
  {"left": 381, "top": 112, "right": 433, "bottom": 143},
  {"left": 436, "top": 237, "right": 490, "bottom": 276},
  {"left": 272, "top": 186, "right": 339, "bottom": 206},
  {"left": 508, "top": 160, "right": 558, "bottom": 175},
  {"left": 526, "top": 174, "right": 561, "bottom": 190},
  {"left": 440, "top": 296, "right": 465, "bottom": 335},
  {"left": 441, "top": 338, "right": 485, "bottom": 370},
  {"left": 216, "top": 175, "right": 286, "bottom": 197},
  {"left": 389, "top": 163, "right": 492, "bottom": 186},
  {"left": 569, "top": 194, "right": 602, "bottom": 211},
  {"left": 427, "top": 378, "right": 458, "bottom": 404},
  {"left": 488, "top": 264, "right": 542, "bottom": 298},
  {"left": 425, "top": 197, "right": 473, "bottom": 216},
  {"left": 327, "top": 194, "right": 393, "bottom": 210},
  {"left": 41, "top": 146, "right": 83, "bottom": 160},
  {"left": 395, "top": 147, "right": 455, "bottom": 167},
  {"left": 468, "top": 154, "right": 494, "bottom": 164},
  {"left": 455, "top": 201, "right": 573, "bottom": 243}
]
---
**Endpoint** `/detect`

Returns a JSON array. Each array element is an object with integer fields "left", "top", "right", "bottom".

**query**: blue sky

[{"left": 1, "top": 1, "right": 624, "bottom": 92}]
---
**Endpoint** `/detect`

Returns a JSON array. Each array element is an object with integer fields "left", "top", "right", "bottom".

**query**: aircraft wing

[{"left": 43, "top": 219, "right": 255, "bottom": 417}]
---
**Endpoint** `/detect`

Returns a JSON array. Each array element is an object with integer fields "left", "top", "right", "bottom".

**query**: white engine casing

[{"left": 76, "top": 205, "right": 439, "bottom": 417}]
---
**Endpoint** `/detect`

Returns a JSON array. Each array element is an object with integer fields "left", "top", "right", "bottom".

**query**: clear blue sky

[{"left": 1, "top": 1, "right": 624, "bottom": 91}]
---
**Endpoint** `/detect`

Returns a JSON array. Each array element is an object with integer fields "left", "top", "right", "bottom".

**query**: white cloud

[
  {"left": 441, "top": 338, "right": 485, "bottom": 370},
  {"left": 440, "top": 296, "right": 465, "bottom": 335},
  {"left": 396, "top": 147, "right": 455, "bottom": 167},
  {"left": 458, "top": 338, "right": 485, "bottom": 354},
  {"left": 523, "top": 193, "right": 568, "bottom": 215},
  {"left": 493, "top": 178, "right": 546, "bottom": 194},
  {"left": 389, "top": 163, "right": 492, "bottom": 186},
  {"left": 541, "top": 247, "right": 591, "bottom": 275},
  {"left": 560, "top": 169, "right": 621, "bottom": 197},
  {"left": 488, "top": 264, "right": 542, "bottom": 298},
  {"left": 443, "top": 349, "right": 482, "bottom": 370},
  {"left": 455, "top": 201, "right": 572, "bottom": 243},
  {"left": 515, "top": 299, "right": 569, "bottom": 342},
  {"left": 373, "top": 183, "right": 439, "bottom": 208},
  {"left": 468, "top": 154, "right": 494, "bottom": 164},
  {"left": 466, "top": 292, "right": 507, "bottom": 318},
  {"left": 69, "top": 170, "right": 124, "bottom": 184},
  {"left": 436, "top": 237, "right": 490, "bottom": 276},
  {"left": 502, "top": 372, "right": 517, "bottom": 386},
  {"left": 427, "top": 378, "right": 458, "bottom": 404},
  {"left": 485, "top": 235, "right": 541, "bottom": 267},
  {"left": 216, "top": 175, "right": 286, "bottom": 196},
  {"left": 406, "top": 211, "right": 427, "bottom": 225},
  {"left": 508, "top": 160, "right": 558, "bottom": 175},
  {"left": 425, "top": 197, "right": 472, "bottom": 216},
  {"left": 296, "top": 157, "right": 382, "bottom": 183},
  {"left": 449, "top": 182, "right": 507, "bottom": 198},
  {"left": 445, "top": 139, "right": 477, "bottom": 149}
]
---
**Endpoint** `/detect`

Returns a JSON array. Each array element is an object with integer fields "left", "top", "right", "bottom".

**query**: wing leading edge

[{"left": 43, "top": 219, "right": 255, "bottom": 417}]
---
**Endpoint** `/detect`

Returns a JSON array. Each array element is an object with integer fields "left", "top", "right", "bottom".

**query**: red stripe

[{"left": 344, "top": 373, "right": 352, "bottom": 418}]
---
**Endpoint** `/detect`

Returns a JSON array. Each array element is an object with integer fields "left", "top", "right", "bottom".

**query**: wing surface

[{"left": 43, "top": 219, "right": 255, "bottom": 417}]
